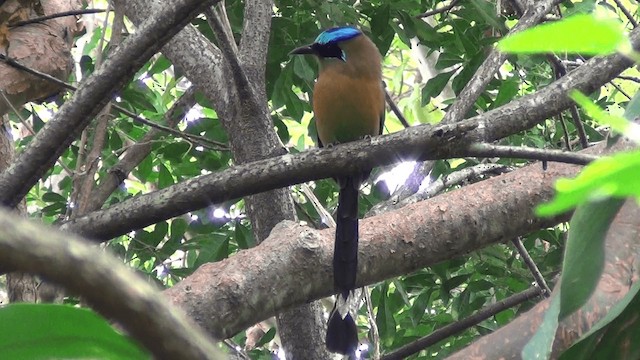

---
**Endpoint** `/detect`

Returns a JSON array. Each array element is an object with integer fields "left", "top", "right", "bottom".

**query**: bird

[{"left": 289, "top": 26, "right": 384, "bottom": 356}]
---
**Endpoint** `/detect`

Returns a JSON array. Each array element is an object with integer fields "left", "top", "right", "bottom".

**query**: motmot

[{"left": 290, "top": 26, "right": 385, "bottom": 356}]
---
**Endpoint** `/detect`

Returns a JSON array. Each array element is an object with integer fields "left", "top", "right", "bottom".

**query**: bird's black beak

[{"left": 289, "top": 44, "right": 316, "bottom": 56}]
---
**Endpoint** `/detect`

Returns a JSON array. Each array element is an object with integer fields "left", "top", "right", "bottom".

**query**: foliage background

[{"left": 0, "top": 0, "right": 639, "bottom": 359}]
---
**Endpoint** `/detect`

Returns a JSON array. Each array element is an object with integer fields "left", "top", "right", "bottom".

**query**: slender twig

[
  {"left": 222, "top": 339, "right": 251, "bottom": 360},
  {"left": 462, "top": 143, "right": 599, "bottom": 165},
  {"left": 557, "top": 112, "right": 572, "bottom": 151},
  {"left": 611, "top": 0, "right": 639, "bottom": 28},
  {"left": 385, "top": 89, "right": 410, "bottom": 128},
  {"left": 74, "top": 5, "right": 119, "bottom": 217},
  {"left": 609, "top": 80, "right": 632, "bottom": 100},
  {"left": 8, "top": 9, "right": 107, "bottom": 27},
  {"left": 300, "top": 183, "right": 334, "bottom": 228},
  {"left": 204, "top": 6, "right": 260, "bottom": 110},
  {"left": 381, "top": 286, "right": 544, "bottom": 359},
  {"left": 568, "top": 104, "right": 589, "bottom": 149},
  {"left": 511, "top": 237, "right": 552, "bottom": 296},
  {"left": 548, "top": 55, "right": 573, "bottom": 150},
  {"left": 365, "top": 286, "right": 381, "bottom": 359},
  {"left": 416, "top": 0, "right": 461, "bottom": 18},
  {"left": 0, "top": 54, "right": 227, "bottom": 151},
  {"left": 617, "top": 75, "right": 640, "bottom": 83},
  {"left": 418, "top": 163, "right": 509, "bottom": 199}
]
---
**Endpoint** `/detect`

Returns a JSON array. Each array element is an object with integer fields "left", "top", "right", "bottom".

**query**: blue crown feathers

[{"left": 315, "top": 26, "right": 361, "bottom": 45}]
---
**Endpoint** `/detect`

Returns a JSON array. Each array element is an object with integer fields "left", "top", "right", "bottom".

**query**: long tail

[
  {"left": 334, "top": 176, "right": 359, "bottom": 296},
  {"left": 326, "top": 176, "right": 359, "bottom": 355}
]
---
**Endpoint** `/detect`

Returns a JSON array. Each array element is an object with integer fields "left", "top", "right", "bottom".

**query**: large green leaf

[
  {"left": 0, "top": 304, "right": 149, "bottom": 360},
  {"left": 522, "top": 295, "right": 561, "bottom": 360},
  {"left": 558, "top": 198, "right": 624, "bottom": 320},
  {"left": 498, "top": 14, "right": 628, "bottom": 55},
  {"left": 560, "top": 280, "right": 640, "bottom": 359}
]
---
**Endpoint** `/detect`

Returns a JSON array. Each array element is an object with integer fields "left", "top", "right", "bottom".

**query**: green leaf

[
  {"left": 522, "top": 295, "right": 561, "bottom": 360},
  {"left": 292, "top": 56, "right": 315, "bottom": 82},
  {"left": 570, "top": 91, "right": 640, "bottom": 142},
  {"left": 421, "top": 71, "right": 455, "bottom": 105},
  {"left": 491, "top": 78, "right": 519, "bottom": 109},
  {"left": 376, "top": 281, "right": 397, "bottom": 346},
  {"left": 136, "top": 156, "right": 153, "bottom": 183},
  {"left": 255, "top": 327, "right": 276, "bottom": 348},
  {"left": 42, "top": 192, "right": 66, "bottom": 203},
  {"left": 158, "top": 163, "right": 174, "bottom": 189},
  {"left": 558, "top": 198, "right": 624, "bottom": 320},
  {"left": 498, "top": 14, "right": 628, "bottom": 55},
  {"left": 234, "top": 222, "right": 255, "bottom": 249},
  {"left": 148, "top": 55, "right": 171, "bottom": 75},
  {"left": 560, "top": 280, "right": 640, "bottom": 359},
  {"left": 0, "top": 304, "right": 149, "bottom": 360},
  {"left": 468, "top": 0, "right": 505, "bottom": 32},
  {"left": 536, "top": 150, "right": 640, "bottom": 216}
]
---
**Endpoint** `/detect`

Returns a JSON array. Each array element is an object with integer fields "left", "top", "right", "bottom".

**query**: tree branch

[
  {"left": 161, "top": 137, "right": 634, "bottom": 340},
  {"left": 461, "top": 143, "right": 599, "bottom": 165},
  {"left": 0, "top": 0, "right": 221, "bottom": 208},
  {"left": 0, "top": 208, "right": 223, "bottom": 360},
  {"left": 447, "top": 198, "right": 640, "bottom": 359},
  {"left": 416, "top": 0, "right": 461, "bottom": 18}
]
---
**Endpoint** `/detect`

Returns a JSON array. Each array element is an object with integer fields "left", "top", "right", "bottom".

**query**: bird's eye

[{"left": 317, "top": 43, "right": 346, "bottom": 61}]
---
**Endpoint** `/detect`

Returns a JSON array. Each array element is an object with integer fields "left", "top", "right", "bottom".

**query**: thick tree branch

[
  {"left": 447, "top": 198, "right": 640, "bottom": 359},
  {"left": 0, "top": 0, "right": 221, "bottom": 208},
  {"left": 0, "top": 209, "right": 223, "bottom": 360},
  {"left": 162, "top": 138, "right": 635, "bottom": 340}
]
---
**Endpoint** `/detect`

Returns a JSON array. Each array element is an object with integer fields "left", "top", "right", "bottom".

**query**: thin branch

[
  {"left": 568, "top": 103, "right": 589, "bottom": 149},
  {"left": 74, "top": 5, "right": 120, "bottom": 217},
  {"left": 385, "top": 88, "right": 410, "bottom": 128},
  {"left": 222, "top": 339, "right": 251, "bottom": 360},
  {"left": 380, "top": 286, "right": 544, "bottom": 360},
  {"left": 511, "top": 237, "right": 552, "bottom": 296},
  {"left": 8, "top": 9, "right": 108, "bottom": 27},
  {"left": 300, "top": 183, "right": 334, "bottom": 228},
  {"left": 609, "top": 80, "right": 632, "bottom": 100},
  {"left": 0, "top": 54, "right": 227, "bottom": 151},
  {"left": 365, "top": 286, "right": 381, "bottom": 359},
  {"left": 374, "top": 163, "right": 509, "bottom": 216},
  {"left": 611, "top": 0, "right": 639, "bottom": 28},
  {"left": 204, "top": 6, "right": 260, "bottom": 111},
  {"left": 462, "top": 143, "right": 599, "bottom": 165},
  {"left": 416, "top": 0, "right": 461, "bottom": 18},
  {"left": 547, "top": 54, "right": 589, "bottom": 149},
  {"left": 417, "top": 163, "right": 509, "bottom": 200},
  {"left": 557, "top": 112, "right": 572, "bottom": 151},
  {"left": 617, "top": 75, "right": 640, "bottom": 83}
]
